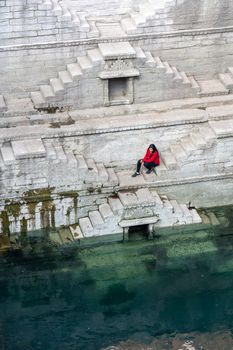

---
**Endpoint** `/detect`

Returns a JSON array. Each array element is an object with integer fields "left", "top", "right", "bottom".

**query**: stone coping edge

[
  {"left": 0, "top": 172, "right": 232, "bottom": 203},
  {"left": 0, "top": 115, "right": 207, "bottom": 142},
  {"left": 1, "top": 25, "right": 233, "bottom": 52}
]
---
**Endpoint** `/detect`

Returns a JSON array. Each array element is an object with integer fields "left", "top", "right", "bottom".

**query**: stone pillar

[{"left": 123, "top": 227, "right": 129, "bottom": 241}]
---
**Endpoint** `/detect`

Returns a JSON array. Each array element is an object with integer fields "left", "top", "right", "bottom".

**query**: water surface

[{"left": 0, "top": 206, "right": 233, "bottom": 350}]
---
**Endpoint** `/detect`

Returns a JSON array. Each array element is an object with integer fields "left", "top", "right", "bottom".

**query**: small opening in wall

[
  {"left": 108, "top": 78, "right": 129, "bottom": 105},
  {"left": 128, "top": 224, "right": 149, "bottom": 241}
]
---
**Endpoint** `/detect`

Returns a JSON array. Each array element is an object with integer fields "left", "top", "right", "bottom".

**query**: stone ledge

[
  {"left": 1, "top": 25, "right": 233, "bottom": 52},
  {"left": 119, "top": 216, "right": 159, "bottom": 227},
  {"left": 0, "top": 108, "right": 207, "bottom": 142},
  {"left": 0, "top": 171, "right": 232, "bottom": 204}
]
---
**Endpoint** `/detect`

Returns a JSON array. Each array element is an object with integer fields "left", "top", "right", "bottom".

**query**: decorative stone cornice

[
  {"left": 1, "top": 25, "right": 233, "bottom": 52},
  {"left": 99, "top": 59, "right": 139, "bottom": 79}
]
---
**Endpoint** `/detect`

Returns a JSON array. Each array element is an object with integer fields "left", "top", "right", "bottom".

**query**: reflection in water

[{"left": 0, "top": 206, "right": 233, "bottom": 350}]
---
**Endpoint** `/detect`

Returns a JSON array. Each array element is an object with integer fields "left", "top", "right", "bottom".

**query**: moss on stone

[
  {"left": 4, "top": 202, "right": 21, "bottom": 219},
  {"left": 0, "top": 210, "right": 10, "bottom": 236}
]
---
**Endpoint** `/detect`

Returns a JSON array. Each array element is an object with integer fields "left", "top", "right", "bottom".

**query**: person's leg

[
  {"left": 136, "top": 159, "right": 142, "bottom": 173},
  {"left": 144, "top": 162, "right": 156, "bottom": 174},
  {"left": 132, "top": 160, "right": 142, "bottom": 177},
  {"left": 143, "top": 162, "right": 151, "bottom": 170}
]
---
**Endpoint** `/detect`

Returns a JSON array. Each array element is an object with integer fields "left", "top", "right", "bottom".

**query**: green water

[{"left": 0, "top": 206, "right": 233, "bottom": 350}]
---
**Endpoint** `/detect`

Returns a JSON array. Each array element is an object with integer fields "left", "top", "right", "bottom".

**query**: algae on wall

[{"left": 0, "top": 188, "right": 79, "bottom": 236}]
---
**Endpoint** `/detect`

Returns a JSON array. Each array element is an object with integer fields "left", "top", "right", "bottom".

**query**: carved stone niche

[{"left": 99, "top": 59, "right": 139, "bottom": 107}]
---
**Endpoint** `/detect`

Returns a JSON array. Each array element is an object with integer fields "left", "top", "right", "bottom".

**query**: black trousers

[{"left": 136, "top": 160, "right": 158, "bottom": 173}]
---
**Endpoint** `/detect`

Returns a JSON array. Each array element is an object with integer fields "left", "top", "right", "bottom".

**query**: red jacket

[{"left": 143, "top": 149, "right": 160, "bottom": 164}]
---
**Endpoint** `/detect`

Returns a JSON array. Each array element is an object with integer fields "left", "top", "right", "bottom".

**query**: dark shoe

[
  {"left": 132, "top": 172, "right": 140, "bottom": 177},
  {"left": 146, "top": 169, "right": 152, "bottom": 174}
]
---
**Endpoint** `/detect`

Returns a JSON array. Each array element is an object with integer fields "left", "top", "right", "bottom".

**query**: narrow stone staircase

[
  {"left": 0, "top": 138, "right": 119, "bottom": 189},
  {"left": 42, "top": 0, "right": 99, "bottom": 37},
  {"left": 160, "top": 123, "right": 217, "bottom": 171},
  {"left": 30, "top": 46, "right": 105, "bottom": 108},
  {"left": 44, "top": 140, "right": 119, "bottom": 186},
  {"left": 120, "top": 0, "right": 174, "bottom": 34},
  {"left": 70, "top": 187, "right": 202, "bottom": 241},
  {"left": 0, "top": 96, "right": 7, "bottom": 112},
  {"left": 135, "top": 47, "right": 200, "bottom": 95}
]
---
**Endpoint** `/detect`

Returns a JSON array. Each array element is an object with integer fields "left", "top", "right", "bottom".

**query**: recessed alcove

[{"left": 108, "top": 77, "right": 129, "bottom": 105}]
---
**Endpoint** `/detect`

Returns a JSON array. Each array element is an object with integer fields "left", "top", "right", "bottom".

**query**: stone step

[
  {"left": 150, "top": 189, "right": 164, "bottom": 206},
  {"left": 160, "top": 194, "right": 173, "bottom": 212},
  {"left": 67, "top": 63, "right": 82, "bottom": 80},
  {"left": 142, "top": 169, "right": 157, "bottom": 182},
  {"left": 190, "top": 209, "right": 202, "bottom": 224},
  {"left": 118, "top": 191, "right": 138, "bottom": 207},
  {"left": 170, "top": 143, "right": 187, "bottom": 162},
  {"left": 134, "top": 46, "right": 147, "bottom": 62},
  {"left": 144, "top": 51, "right": 156, "bottom": 67},
  {"left": 130, "top": 12, "right": 146, "bottom": 26},
  {"left": 99, "top": 203, "right": 114, "bottom": 222},
  {"left": 85, "top": 158, "right": 99, "bottom": 182},
  {"left": 227, "top": 66, "right": 233, "bottom": 78},
  {"left": 156, "top": 159, "right": 167, "bottom": 176},
  {"left": 96, "top": 162, "right": 108, "bottom": 182},
  {"left": 52, "top": 0, "right": 62, "bottom": 15},
  {"left": 58, "top": 227, "right": 75, "bottom": 244},
  {"left": 218, "top": 73, "right": 233, "bottom": 90},
  {"left": 161, "top": 150, "right": 177, "bottom": 169},
  {"left": 120, "top": 17, "right": 137, "bottom": 34},
  {"left": 189, "top": 130, "right": 207, "bottom": 149},
  {"left": 79, "top": 14, "right": 90, "bottom": 32},
  {"left": 87, "top": 48, "right": 104, "bottom": 66},
  {"left": 77, "top": 56, "right": 93, "bottom": 71},
  {"left": 208, "top": 212, "right": 221, "bottom": 226},
  {"left": 66, "top": 150, "right": 78, "bottom": 166},
  {"left": 79, "top": 217, "right": 94, "bottom": 237},
  {"left": 139, "top": 3, "right": 155, "bottom": 19},
  {"left": 179, "top": 136, "right": 196, "bottom": 156},
  {"left": 135, "top": 188, "right": 156, "bottom": 204},
  {"left": 60, "top": 3, "right": 71, "bottom": 19},
  {"left": 180, "top": 71, "right": 191, "bottom": 86},
  {"left": 75, "top": 154, "right": 89, "bottom": 177},
  {"left": 209, "top": 119, "right": 233, "bottom": 138},
  {"left": 54, "top": 145, "right": 67, "bottom": 162},
  {"left": 189, "top": 76, "right": 200, "bottom": 91},
  {"left": 30, "top": 91, "right": 46, "bottom": 108},
  {"left": 44, "top": 141, "right": 57, "bottom": 160},
  {"left": 171, "top": 66, "right": 183, "bottom": 81},
  {"left": 69, "top": 224, "right": 83, "bottom": 240},
  {"left": 0, "top": 144, "right": 16, "bottom": 164},
  {"left": 11, "top": 138, "right": 46, "bottom": 159},
  {"left": 207, "top": 104, "right": 233, "bottom": 121},
  {"left": 179, "top": 204, "right": 193, "bottom": 223},
  {"left": 50, "top": 78, "right": 64, "bottom": 95},
  {"left": 89, "top": 210, "right": 104, "bottom": 228},
  {"left": 88, "top": 20, "right": 99, "bottom": 38},
  {"left": 0, "top": 95, "right": 7, "bottom": 112},
  {"left": 108, "top": 196, "right": 124, "bottom": 215},
  {"left": 40, "top": 85, "right": 55, "bottom": 100},
  {"left": 154, "top": 56, "right": 165, "bottom": 70},
  {"left": 170, "top": 199, "right": 183, "bottom": 215},
  {"left": 70, "top": 9, "right": 80, "bottom": 25},
  {"left": 198, "top": 79, "right": 229, "bottom": 97},
  {"left": 163, "top": 61, "right": 174, "bottom": 75},
  {"left": 58, "top": 71, "right": 73, "bottom": 86},
  {"left": 198, "top": 125, "right": 216, "bottom": 145},
  {"left": 106, "top": 167, "right": 119, "bottom": 186}
]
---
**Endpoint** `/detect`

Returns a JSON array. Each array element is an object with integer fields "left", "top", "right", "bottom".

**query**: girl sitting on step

[{"left": 132, "top": 144, "right": 160, "bottom": 177}]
